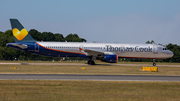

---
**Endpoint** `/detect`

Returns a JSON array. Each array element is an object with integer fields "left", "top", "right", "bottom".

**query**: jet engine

[{"left": 97, "top": 55, "right": 118, "bottom": 63}]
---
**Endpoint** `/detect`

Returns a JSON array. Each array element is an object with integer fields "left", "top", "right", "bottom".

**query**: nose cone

[{"left": 168, "top": 51, "right": 174, "bottom": 58}]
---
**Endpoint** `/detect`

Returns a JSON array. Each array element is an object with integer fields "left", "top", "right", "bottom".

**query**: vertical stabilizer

[{"left": 10, "top": 19, "right": 35, "bottom": 42}]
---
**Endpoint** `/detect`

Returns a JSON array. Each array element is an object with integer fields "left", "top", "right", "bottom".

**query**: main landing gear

[
  {"left": 87, "top": 60, "right": 95, "bottom": 65},
  {"left": 153, "top": 59, "right": 156, "bottom": 66}
]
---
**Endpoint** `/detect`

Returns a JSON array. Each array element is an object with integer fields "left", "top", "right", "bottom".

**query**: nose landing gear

[{"left": 153, "top": 59, "right": 156, "bottom": 66}]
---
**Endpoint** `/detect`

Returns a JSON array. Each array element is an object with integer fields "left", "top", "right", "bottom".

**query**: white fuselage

[{"left": 37, "top": 42, "right": 173, "bottom": 59}]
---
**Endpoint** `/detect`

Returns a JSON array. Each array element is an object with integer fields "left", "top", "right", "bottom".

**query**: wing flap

[{"left": 84, "top": 49, "right": 104, "bottom": 56}]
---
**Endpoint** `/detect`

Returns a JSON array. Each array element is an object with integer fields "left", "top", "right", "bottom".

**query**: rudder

[{"left": 10, "top": 19, "right": 35, "bottom": 42}]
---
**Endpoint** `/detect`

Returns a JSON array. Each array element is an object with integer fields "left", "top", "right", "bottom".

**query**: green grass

[
  {"left": 0, "top": 80, "right": 180, "bottom": 101},
  {"left": 0, "top": 61, "right": 180, "bottom": 75},
  {"left": 0, "top": 61, "right": 179, "bottom": 101},
  {"left": 1, "top": 60, "right": 180, "bottom": 65},
  {"left": 0, "top": 64, "right": 180, "bottom": 75},
  {"left": 0, "top": 60, "right": 87, "bottom": 63}
]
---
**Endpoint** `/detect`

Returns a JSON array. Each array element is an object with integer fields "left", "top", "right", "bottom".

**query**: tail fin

[{"left": 10, "top": 19, "right": 35, "bottom": 42}]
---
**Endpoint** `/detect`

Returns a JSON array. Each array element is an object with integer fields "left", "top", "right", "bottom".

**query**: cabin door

[
  {"left": 35, "top": 43, "right": 39, "bottom": 52},
  {"left": 153, "top": 45, "right": 158, "bottom": 54}
]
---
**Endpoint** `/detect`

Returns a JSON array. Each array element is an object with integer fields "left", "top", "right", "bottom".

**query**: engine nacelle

[{"left": 99, "top": 55, "right": 118, "bottom": 63}]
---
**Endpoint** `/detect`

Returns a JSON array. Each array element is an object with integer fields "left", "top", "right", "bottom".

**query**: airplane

[{"left": 6, "top": 19, "right": 174, "bottom": 66}]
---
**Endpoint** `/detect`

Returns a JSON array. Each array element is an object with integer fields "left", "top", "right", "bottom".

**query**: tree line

[
  {"left": 29, "top": 29, "right": 86, "bottom": 42},
  {"left": 0, "top": 29, "right": 86, "bottom": 61},
  {"left": 0, "top": 30, "right": 180, "bottom": 62}
]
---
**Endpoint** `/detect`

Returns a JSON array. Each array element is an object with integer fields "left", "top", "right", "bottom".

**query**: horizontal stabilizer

[{"left": 11, "top": 44, "right": 27, "bottom": 49}]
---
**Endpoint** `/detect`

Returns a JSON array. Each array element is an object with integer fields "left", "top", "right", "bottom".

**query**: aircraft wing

[
  {"left": 79, "top": 47, "right": 115, "bottom": 56},
  {"left": 84, "top": 49, "right": 104, "bottom": 56}
]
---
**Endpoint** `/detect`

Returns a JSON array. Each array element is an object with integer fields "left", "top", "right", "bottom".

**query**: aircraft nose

[{"left": 168, "top": 51, "right": 174, "bottom": 57}]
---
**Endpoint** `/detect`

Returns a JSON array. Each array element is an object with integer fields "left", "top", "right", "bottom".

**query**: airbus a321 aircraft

[{"left": 7, "top": 19, "right": 174, "bottom": 66}]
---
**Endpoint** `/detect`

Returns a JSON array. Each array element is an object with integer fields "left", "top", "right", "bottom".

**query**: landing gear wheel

[
  {"left": 87, "top": 60, "right": 95, "bottom": 65},
  {"left": 88, "top": 60, "right": 91, "bottom": 64},
  {"left": 153, "top": 59, "right": 156, "bottom": 66},
  {"left": 90, "top": 60, "right": 95, "bottom": 65}
]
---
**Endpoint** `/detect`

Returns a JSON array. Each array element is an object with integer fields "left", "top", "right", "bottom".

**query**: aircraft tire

[
  {"left": 87, "top": 60, "right": 91, "bottom": 64},
  {"left": 153, "top": 63, "right": 156, "bottom": 66},
  {"left": 90, "top": 60, "right": 95, "bottom": 65}
]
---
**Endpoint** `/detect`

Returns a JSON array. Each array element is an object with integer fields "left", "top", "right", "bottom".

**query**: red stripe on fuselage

[
  {"left": 35, "top": 42, "right": 164, "bottom": 59},
  {"left": 36, "top": 42, "right": 86, "bottom": 55}
]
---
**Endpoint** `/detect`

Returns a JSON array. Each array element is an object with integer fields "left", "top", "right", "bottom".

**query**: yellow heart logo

[{"left": 12, "top": 28, "right": 28, "bottom": 41}]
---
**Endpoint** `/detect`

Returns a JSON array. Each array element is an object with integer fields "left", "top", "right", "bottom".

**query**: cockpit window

[{"left": 162, "top": 48, "right": 167, "bottom": 50}]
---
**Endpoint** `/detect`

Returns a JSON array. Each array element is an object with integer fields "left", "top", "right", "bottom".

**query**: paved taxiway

[
  {"left": 1, "top": 62, "right": 180, "bottom": 67},
  {"left": 0, "top": 74, "right": 180, "bottom": 81},
  {"left": 1, "top": 63, "right": 180, "bottom": 81}
]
